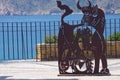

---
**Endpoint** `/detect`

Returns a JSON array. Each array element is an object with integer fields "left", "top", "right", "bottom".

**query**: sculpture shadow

[{"left": 0, "top": 76, "right": 12, "bottom": 80}]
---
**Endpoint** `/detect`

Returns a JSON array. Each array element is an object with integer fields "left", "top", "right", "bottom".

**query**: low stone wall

[
  {"left": 36, "top": 43, "right": 58, "bottom": 61},
  {"left": 36, "top": 41, "right": 120, "bottom": 61},
  {"left": 106, "top": 41, "right": 120, "bottom": 58}
]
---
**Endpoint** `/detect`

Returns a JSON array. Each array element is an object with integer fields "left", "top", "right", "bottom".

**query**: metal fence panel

[{"left": 0, "top": 19, "right": 120, "bottom": 61}]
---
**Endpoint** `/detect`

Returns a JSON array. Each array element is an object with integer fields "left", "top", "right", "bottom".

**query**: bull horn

[
  {"left": 77, "top": 0, "right": 81, "bottom": 9},
  {"left": 88, "top": 0, "right": 91, "bottom": 8}
]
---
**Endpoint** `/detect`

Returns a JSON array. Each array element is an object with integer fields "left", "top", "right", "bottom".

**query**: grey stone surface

[{"left": 0, "top": 59, "right": 120, "bottom": 80}]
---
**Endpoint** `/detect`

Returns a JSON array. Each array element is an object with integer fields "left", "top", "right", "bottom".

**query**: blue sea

[
  {"left": 0, "top": 14, "right": 120, "bottom": 22},
  {"left": 0, "top": 14, "right": 120, "bottom": 61}
]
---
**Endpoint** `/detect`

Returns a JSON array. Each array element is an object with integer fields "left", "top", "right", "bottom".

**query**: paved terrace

[{"left": 0, "top": 59, "right": 120, "bottom": 80}]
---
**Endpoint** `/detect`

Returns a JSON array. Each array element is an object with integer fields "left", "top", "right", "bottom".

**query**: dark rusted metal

[{"left": 57, "top": 0, "right": 110, "bottom": 75}]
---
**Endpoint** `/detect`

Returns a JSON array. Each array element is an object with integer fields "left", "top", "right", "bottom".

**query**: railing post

[
  {"left": 7, "top": 22, "right": 10, "bottom": 60},
  {"left": 2, "top": 22, "right": 5, "bottom": 60},
  {"left": 114, "top": 19, "right": 117, "bottom": 58}
]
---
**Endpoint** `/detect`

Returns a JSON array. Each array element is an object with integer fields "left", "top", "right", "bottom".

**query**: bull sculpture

[{"left": 57, "top": 0, "right": 110, "bottom": 75}]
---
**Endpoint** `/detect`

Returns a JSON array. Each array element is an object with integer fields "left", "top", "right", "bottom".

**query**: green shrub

[
  {"left": 108, "top": 32, "right": 120, "bottom": 41},
  {"left": 73, "top": 32, "right": 92, "bottom": 42},
  {"left": 45, "top": 35, "right": 57, "bottom": 43}
]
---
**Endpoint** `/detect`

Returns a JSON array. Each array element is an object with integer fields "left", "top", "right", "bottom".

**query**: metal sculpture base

[{"left": 58, "top": 73, "right": 111, "bottom": 76}]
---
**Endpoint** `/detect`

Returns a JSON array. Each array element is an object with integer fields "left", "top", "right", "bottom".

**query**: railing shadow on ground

[{"left": 0, "top": 77, "right": 78, "bottom": 80}]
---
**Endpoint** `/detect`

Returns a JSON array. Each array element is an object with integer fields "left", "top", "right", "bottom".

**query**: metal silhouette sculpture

[{"left": 57, "top": 0, "right": 110, "bottom": 75}]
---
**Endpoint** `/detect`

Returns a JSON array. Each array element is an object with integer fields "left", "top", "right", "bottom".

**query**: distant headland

[{"left": 0, "top": 0, "right": 120, "bottom": 15}]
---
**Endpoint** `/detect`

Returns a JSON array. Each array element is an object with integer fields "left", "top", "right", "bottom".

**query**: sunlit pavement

[{"left": 0, "top": 59, "right": 120, "bottom": 80}]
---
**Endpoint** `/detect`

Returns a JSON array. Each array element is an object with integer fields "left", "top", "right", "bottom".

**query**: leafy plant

[
  {"left": 108, "top": 32, "right": 120, "bottom": 41},
  {"left": 45, "top": 35, "right": 57, "bottom": 43}
]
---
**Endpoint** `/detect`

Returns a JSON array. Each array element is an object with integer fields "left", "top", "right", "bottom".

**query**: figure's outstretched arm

[{"left": 72, "top": 23, "right": 84, "bottom": 28}]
